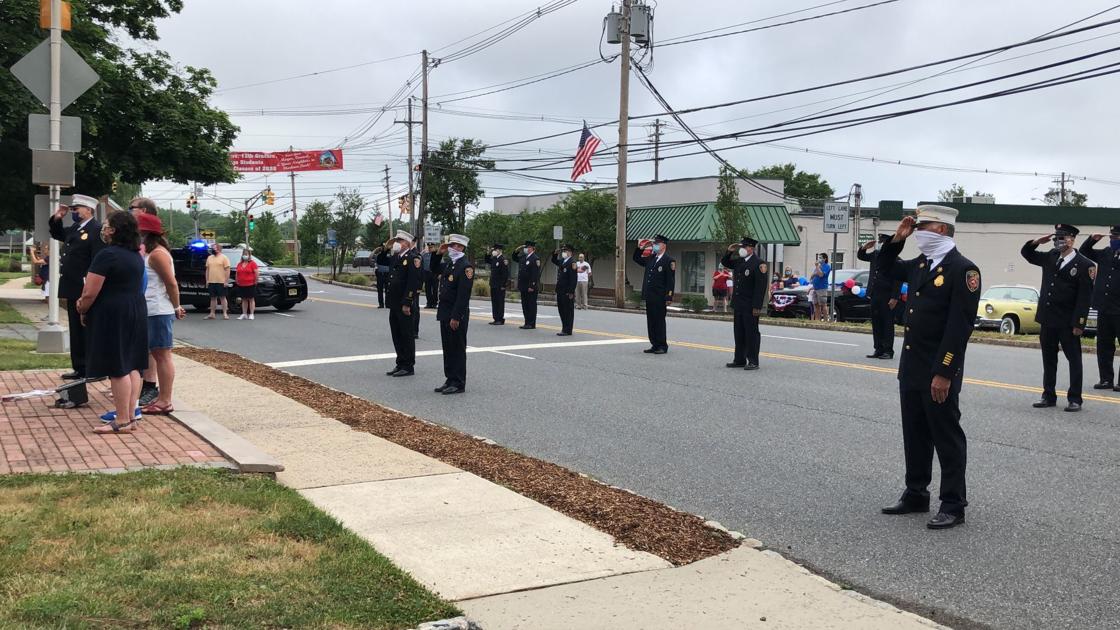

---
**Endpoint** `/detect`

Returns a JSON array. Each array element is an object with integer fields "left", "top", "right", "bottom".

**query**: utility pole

[
  {"left": 851, "top": 183, "right": 862, "bottom": 267},
  {"left": 648, "top": 118, "right": 664, "bottom": 182},
  {"left": 290, "top": 145, "right": 299, "bottom": 266},
  {"left": 395, "top": 96, "right": 420, "bottom": 235},
  {"left": 418, "top": 50, "right": 430, "bottom": 244},
  {"left": 1052, "top": 171, "right": 1074, "bottom": 205},
  {"left": 383, "top": 164, "right": 392, "bottom": 233},
  {"left": 614, "top": 0, "right": 632, "bottom": 308},
  {"left": 41, "top": 0, "right": 65, "bottom": 351}
]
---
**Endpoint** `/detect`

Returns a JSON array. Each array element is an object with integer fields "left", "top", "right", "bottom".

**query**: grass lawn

[
  {"left": 0, "top": 300, "right": 31, "bottom": 325},
  {"left": 23, "top": 282, "right": 38, "bottom": 290},
  {"left": 0, "top": 339, "right": 71, "bottom": 370},
  {"left": 0, "top": 468, "right": 459, "bottom": 629},
  {"left": 0, "top": 272, "right": 28, "bottom": 281}
]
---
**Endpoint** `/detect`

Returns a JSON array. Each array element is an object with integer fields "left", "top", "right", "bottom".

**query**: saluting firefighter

[
  {"left": 1080, "top": 225, "right": 1120, "bottom": 392},
  {"left": 633, "top": 234, "right": 675, "bottom": 354},
  {"left": 434, "top": 235, "right": 474, "bottom": 395},
  {"left": 720, "top": 236, "right": 768, "bottom": 370},
  {"left": 552, "top": 244, "right": 577, "bottom": 336},
  {"left": 878, "top": 205, "right": 981, "bottom": 530},
  {"left": 48, "top": 194, "right": 106, "bottom": 380},
  {"left": 858, "top": 233, "right": 903, "bottom": 359},
  {"left": 1021, "top": 224, "right": 1095, "bottom": 412},
  {"left": 513, "top": 240, "right": 542, "bottom": 329},
  {"left": 385, "top": 230, "right": 422, "bottom": 377},
  {"left": 485, "top": 243, "right": 510, "bottom": 325}
]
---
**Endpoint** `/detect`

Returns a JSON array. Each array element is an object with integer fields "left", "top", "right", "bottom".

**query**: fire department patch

[
  {"left": 1089, "top": 266, "right": 1097, "bottom": 281},
  {"left": 536, "top": 260, "right": 541, "bottom": 266},
  {"left": 80, "top": 232, "right": 88, "bottom": 240},
  {"left": 965, "top": 269, "right": 981, "bottom": 293},
  {"left": 465, "top": 267, "right": 474, "bottom": 280}
]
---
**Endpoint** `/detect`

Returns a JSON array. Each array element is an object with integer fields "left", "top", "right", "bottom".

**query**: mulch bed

[{"left": 174, "top": 347, "right": 738, "bottom": 565}]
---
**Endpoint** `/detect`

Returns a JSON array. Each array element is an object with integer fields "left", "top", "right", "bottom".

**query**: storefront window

[{"left": 682, "top": 251, "right": 706, "bottom": 293}]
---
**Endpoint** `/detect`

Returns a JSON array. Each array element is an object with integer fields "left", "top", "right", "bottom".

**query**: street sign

[
  {"left": 859, "top": 232, "right": 875, "bottom": 242},
  {"left": 31, "top": 149, "right": 74, "bottom": 186},
  {"left": 10, "top": 37, "right": 99, "bottom": 110},
  {"left": 316, "top": 234, "right": 325, "bottom": 244},
  {"left": 326, "top": 228, "right": 338, "bottom": 248},
  {"left": 200, "top": 230, "right": 216, "bottom": 241},
  {"left": 553, "top": 225, "right": 563, "bottom": 240},
  {"left": 822, "top": 202, "right": 850, "bottom": 234},
  {"left": 423, "top": 223, "right": 442, "bottom": 244},
  {"left": 28, "top": 114, "right": 80, "bottom": 151},
  {"left": 33, "top": 194, "right": 72, "bottom": 243}
]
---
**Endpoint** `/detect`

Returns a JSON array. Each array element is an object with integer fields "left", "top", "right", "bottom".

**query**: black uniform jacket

[
  {"left": 551, "top": 253, "right": 577, "bottom": 295},
  {"left": 48, "top": 216, "right": 105, "bottom": 300},
  {"left": 856, "top": 247, "right": 903, "bottom": 301},
  {"left": 437, "top": 256, "right": 474, "bottom": 322},
  {"left": 1021, "top": 242, "right": 1094, "bottom": 328},
  {"left": 879, "top": 239, "right": 981, "bottom": 389},
  {"left": 485, "top": 253, "right": 510, "bottom": 289},
  {"left": 513, "top": 250, "right": 541, "bottom": 292},
  {"left": 633, "top": 248, "right": 675, "bottom": 302},
  {"left": 719, "top": 252, "right": 768, "bottom": 310},
  {"left": 386, "top": 249, "right": 421, "bottom": 308},
  {"left": 1079, "top": 239, "right": 1120, "bottom": 316}
]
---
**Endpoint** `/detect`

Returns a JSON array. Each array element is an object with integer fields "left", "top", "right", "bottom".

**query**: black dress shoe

[
  {"left": 643, "top": 347, "right": 657, "bottom": 353},
  {"left": 1093, "top": 381, "right": 1114, "bottom": 390},
  {"left": 726, "top": 362, "right": 746, "bottom": 368},
  {"left": 441, "top": 385, "right": 464, "bottom": 395},
  {"left": 744, "top": 364, "right": 760, "bottom": 371},
  {"left": 652, "top": 348, "right": 667, "bottom": 354},
  {"left": 391, "top": 369, "right": 414, "bottom": 377},
  {"left": 556, "top": 332, "right": 572, "bottom": 336},
  {"left": 489, "top": 321, "right": 504, "bottom": 326},
  {"left": 880, "top": 353, "right": 894, "bottom": 360},
  {"left": 881, "top": 498, "right": 930, "bottom": 515},
  {"left": 386, "top": 368, "right": 402, "bottom": 376},
  {"left": 866, "top": 352, "right": 882, "bottom": 359},
  {"left": 434, "top": 384, "right": 449, "bottom": 393},
  {"left": 1064, "top": 402, "right": 1082, "bottom": 412},
  {"left": 61, "top": 371, "right": 83, "bottom": 380},
  {"left": 519, "top": 325, "right": 535, "bottom": 330},
  {"left": 927, "top": 512, "right": 965, "bottom": 529},
  {"left": 1032, "top": 399, "right": 1057, "bottom": 408}
]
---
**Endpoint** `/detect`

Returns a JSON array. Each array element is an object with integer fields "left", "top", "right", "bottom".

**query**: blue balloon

[
  {"left": 855, "top": 286, "right": 865, "bottom": 297},
  {"left": 798, "top": 277, "right": 809, "bottom": 285},
  {"left": 900, "top": 282, "right": 909, "bottom": 295}
]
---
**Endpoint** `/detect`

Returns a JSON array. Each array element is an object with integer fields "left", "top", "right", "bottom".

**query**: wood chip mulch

[{"left": 175, "top": 347, "right": 739, "bottom": 565}]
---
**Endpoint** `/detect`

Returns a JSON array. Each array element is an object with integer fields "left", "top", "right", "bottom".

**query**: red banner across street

[{"left": 229, "top": 149, "right": 344, "bottom": 173}]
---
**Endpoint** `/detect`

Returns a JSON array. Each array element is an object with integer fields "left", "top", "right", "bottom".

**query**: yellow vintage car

[{"left": 975, "top": 284, "right": 1042, "bottom": 335}]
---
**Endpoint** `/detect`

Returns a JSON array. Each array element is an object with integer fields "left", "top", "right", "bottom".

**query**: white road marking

[
  {"left": 266, "top": 338, "right": 646, "bottom": 369},
  {"left": 761, "top": 334, "right": 858, "bottom": 347},
  {"left": 472, "top": 347, "right": 535, "bottom": 360},
  {"left": 309, "top": 290, "right": 327, "bottom": 294},
  {"left": 269, "top": 312, "right": 295, "bottom": 318}
]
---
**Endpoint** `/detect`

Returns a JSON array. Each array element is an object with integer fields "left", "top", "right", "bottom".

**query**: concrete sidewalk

[{"left": 172, "top": 356, "right": 946, "bottom": 629}]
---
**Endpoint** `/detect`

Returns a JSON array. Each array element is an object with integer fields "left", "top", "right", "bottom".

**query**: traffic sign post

[{"left": 822, "top": 202, "right": 850, "bottom": 322}]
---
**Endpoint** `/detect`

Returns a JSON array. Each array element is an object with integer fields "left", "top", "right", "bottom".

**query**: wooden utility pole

[
  {"left": 383, "top": 164, "right": 392, "bottom": 232},
  {"left": 395, "top": 96, "right": 420, "bottom": 235},
  {"left": 419, "top": 50, "right": 430, "bottom": 243},
  {"left": 614, "top": 0, "right": 632, "bottom": 308},
  {"left": 649, "top": 118, "right": 664, "bottom": 182}
]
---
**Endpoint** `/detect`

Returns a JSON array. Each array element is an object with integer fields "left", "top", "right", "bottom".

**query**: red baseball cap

[{"left": 136, "top": 212, "right": 163, "bottom": 235}]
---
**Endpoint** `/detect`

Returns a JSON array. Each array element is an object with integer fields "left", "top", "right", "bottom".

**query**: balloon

[
  {"left": 900, "top": 282, "right": 909, "bottom": 295},
  {"left": 799, "top": 277, "right": 808, "bottom": 285},
  {"left": 843, "top": 278, "right": 856, "bottom": 289}
]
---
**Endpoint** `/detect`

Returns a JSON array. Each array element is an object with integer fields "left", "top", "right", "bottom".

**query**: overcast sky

[{"left": 138, "top": 0, "right": 1120, "bottom": 220}]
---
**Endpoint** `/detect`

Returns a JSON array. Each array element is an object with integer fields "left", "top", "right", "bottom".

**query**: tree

[
  {"left": 742, "top": 163, "right": 834, "bottom": 203},
  {"left": 298, "top": 200, "right": 333, "bottom": 264},
  {"left": 331, "top": 189, "right": 365, "bottom": 277},
  {"left": 713, "top": 164, "right": 751, "bottom": 243},
  {"left": 937, "top": 184, "right": 993, "bottom": 202},
  {"left": 464, "top": 211, "right": 517, "bottom": 262},
  {"left": 0, "top": 0, "right": 239, "bottom": 230},
  {"left": 1043, "top": 187, "right": 1088, "bottom": 207},
  {"left": 250, "top": 211, "right": 284, "bottom": 263},
  {"left": 220, "top": 210, "right": 246, "bottom": 246},
  {"left": 422, "top": 138, "right": 495, "bottom": 232},
  {"left": 553, "top": 189, "right": 615, "bottom": 261}
]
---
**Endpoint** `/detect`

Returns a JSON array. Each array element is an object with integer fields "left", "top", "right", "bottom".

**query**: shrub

[
  {"left": 2, "top": 256, "right": 22, "bottom": 272},
  {"left": 339, "top": 273, "right": 370, "bottom": 286},
  {"left": 681, "top": 294, "right": 709, "bottom": 313},
  {"left": 472, "top": 278, "right": 490, "bottom": 297}
]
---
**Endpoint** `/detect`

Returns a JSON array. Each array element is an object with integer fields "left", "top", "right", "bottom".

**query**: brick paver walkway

[{"left": 1, "top": 371, "right": 229, "bottom": 474}]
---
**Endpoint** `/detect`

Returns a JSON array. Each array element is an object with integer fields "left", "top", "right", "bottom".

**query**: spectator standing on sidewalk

[
  {"left": 29, "top": 243, "right": 49, "bottom": 301},
  {"left": 575, "top": 254, "right": 592, "bottom": 309},
  {"left": 74, "top": 211, "right": 149, "bottom": 434},
  {"left": 137, "top": 213, "right": 185, "bottom": 414},
  {"left": 235, "top": 249, "right": 259, "bottom": 320},
  {"left": 712, "top": 265, "right": 732, "bottom": 313},
  {"left": 205, "top": 243, "right": 230, "bottom": 320},
  {"left": 374, "top": 246, "right": 392, "bottom": 309},
  {"left": 48, "top": 194, "right": 105, "bottom": 380},
  {"left": 810, "top": 253, "right": 831, "bottom": 321}
]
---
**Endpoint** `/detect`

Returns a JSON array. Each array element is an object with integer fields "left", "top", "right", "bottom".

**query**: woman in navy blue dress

[{"left": 75, "top": 212, "right": 149, "bottom": 434}]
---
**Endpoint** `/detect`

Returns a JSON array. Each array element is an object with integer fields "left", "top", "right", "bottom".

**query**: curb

[
  {"left": 412, "top": 617, "right": 483, "bottom": 630},
  {"left": 309, "top": 275, "right": 1085, "bottom": 354},
  {"left": 169, "top": 404, "right": 285, "bottom": 474}
]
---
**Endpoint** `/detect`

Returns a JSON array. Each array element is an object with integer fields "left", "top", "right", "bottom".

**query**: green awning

[{"left": 625, "top": 203, "right": 800, "bottom": 245}]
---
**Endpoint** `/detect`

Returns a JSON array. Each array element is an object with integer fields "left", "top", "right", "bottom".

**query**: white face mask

[
  {"left": 448, "top": 248, "right": 464, "bottom": 261},
  {"left": 241, "top": 255, "right": 250, "bottom": 261},
  {"left": 391, "top": 242, "right": 402, "bottom": 254},
  {"left": 738, "top": 247, "right": 749, "bottom": 258},
  {"left": 562, "top": 251, "right": 572, "bottom": 260},
  {"left": 491, "top": 249, "right": 500, "bottom": 258},
  {"left": 912, "top": 229, "right": 955, "bottom": 259}
]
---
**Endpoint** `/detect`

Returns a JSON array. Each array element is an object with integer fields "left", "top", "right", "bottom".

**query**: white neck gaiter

[
  {"left": 912, "top": 230, "right": 955, "bottom": 261},
  {"left": 448, "top": 249, "right": 464, "bottom": 262}
]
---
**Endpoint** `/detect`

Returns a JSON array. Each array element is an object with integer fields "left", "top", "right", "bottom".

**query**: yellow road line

[{"left": 309, "top": 297, "right": 1120, "bottom": 406}]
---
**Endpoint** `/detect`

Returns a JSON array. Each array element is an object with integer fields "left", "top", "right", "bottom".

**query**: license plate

[{"left": 288, "top": 288, "right": 298, "bottom": 296}]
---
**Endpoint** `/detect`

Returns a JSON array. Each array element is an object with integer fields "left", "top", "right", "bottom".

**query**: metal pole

[
  {"left": 406, "top": 96, "right": 415, "bottom": 236},
  {"left": 290, "top": 145, "right": 299, "bottom": 266},
  {"left": 852, "top": 183, "right": 862, "bottom": 267},
  {"left": 244, "top": 198, "right": 250, "bottom": 248},
  {"left": 651, "top": 118, "right": 662, "bottom": 182},
  {"left": 418, "top": 50, "right": 429, "bottom": 244},
  {"left": 614, "top": 0, "right": 631, "bottom": 308},
  {"left": 40, "top": 0, "right": 66, "bottom": 353},
  {"left": 383, "top": 164, "right": 392, "bottom": 236},
  {"left": 829, "top": 234, "right": 838, "bottom": 322}
]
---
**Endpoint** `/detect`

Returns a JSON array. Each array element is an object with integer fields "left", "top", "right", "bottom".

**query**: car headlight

[
  {"left": 258, "top": 275, "right": 275, "bottom": 285},
  {"left": 985, "top": 304, "right": 994, "bottom": 315}
]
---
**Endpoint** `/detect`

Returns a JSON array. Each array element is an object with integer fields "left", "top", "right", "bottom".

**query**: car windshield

[
  {"left": 223, "top": 248, "right": 268, "bottom": 267},
  {"left": 982, "top": 287, "right": 1037, "bottom": 302}
]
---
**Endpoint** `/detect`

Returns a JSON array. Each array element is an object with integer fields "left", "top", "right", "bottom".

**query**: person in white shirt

[{"left": 575, "top": 253, "right": 592, "bottom": 309}]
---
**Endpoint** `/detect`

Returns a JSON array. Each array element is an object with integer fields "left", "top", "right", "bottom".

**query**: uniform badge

[
  {"left": 759, "top": 263, "right": 768, "bottom": 275},
  {"left": 965, "top": 270, "right": 981, "bottom": 293},
  {"left": 658, "top": 266, "right": 663, "bottom": 272},
  {"left": 743, "top": 269, "right": 750, "bottom": 277},
  {"left": 1070, "top": 266, "right": 1077, "bottom": 277},
  {"left": 936, "top": 266, "right": 943, "bottom": 273},
  {"left": 919, "top": 262, "right": 925, "bottom": 269},
  {"left": 933, "top": 275, "right": 944, "bottom": 287},
  {"left": 80, "top": 232, "right": 88, "bottom": 240}
]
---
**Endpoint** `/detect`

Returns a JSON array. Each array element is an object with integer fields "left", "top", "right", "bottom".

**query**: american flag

[
  {"left": 570, "top": 122, "right": 601, "bottom": 181},
  {"left": 373, "top": 213, "right": 383, "bottom": 227}
]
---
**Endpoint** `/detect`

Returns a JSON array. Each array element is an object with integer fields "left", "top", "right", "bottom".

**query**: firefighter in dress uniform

[
  {"left": 632, "top": 234, "right": 675, "bottom": 354},
  {"left": 1079, "top": 225, "right": 1120, "bottom": 392},
  {"left": 513, "top": 241, "right": 542, "bottom": 329},
  {"left": 1021, "top": 224, "right": 1095, "bottom": 412},
  {"left": 434, "top": 235, "right": 474, "bottom": 395},
  {"left": 485, "top": 243, "right": 510, "bottom": 325},
  {"left": 858, "top": 233, "right": 903, "bottom": 359},
  {"left": 551, "top": 244, "right": 577, "bottom": 336},
  {"left": 720, "top": 236, "right": 768, "bottom": 370},
  {"left": 878, "top": 205, "right": 981, "bottom": 530},
  {"left": 385, "top": 230, "right": 421, "bottom": 377}
]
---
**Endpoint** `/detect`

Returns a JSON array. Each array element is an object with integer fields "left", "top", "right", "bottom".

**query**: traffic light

[
  {"left": 248, "top": 214, "right": 256, "bottom": 231},
  {"left": 185, "top": 194, "right": 194, "bottom": 209},
  {"left": 111, "top": 181, "right": 118, "bottom": 193},
  {"left": 266, "top": 190, "right": 275, "bottom": 205}
]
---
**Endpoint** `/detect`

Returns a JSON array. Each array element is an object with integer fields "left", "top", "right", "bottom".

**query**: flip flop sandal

[
  {"left": 93, "top": 419, "right": 136, "bottom": 434},
  {"left": 141, "top": 402, "right": 174, "bottom": 415}
]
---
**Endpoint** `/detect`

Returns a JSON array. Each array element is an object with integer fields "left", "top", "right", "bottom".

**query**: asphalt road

[{"left": 176, "top": 281, "right": 1120, "bottom": 630}]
